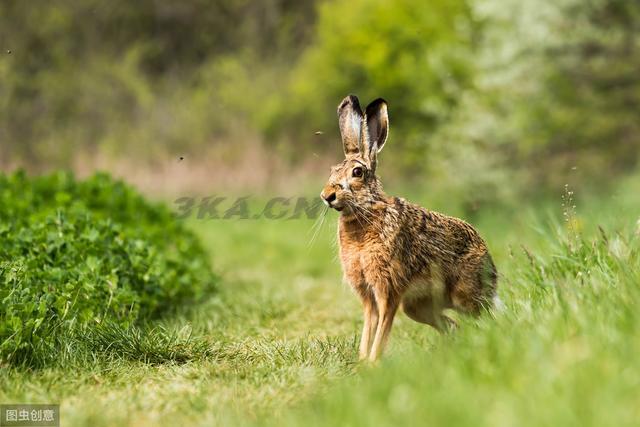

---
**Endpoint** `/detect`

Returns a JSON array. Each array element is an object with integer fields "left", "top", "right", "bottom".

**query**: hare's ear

[
  {"left": 337, "top": 95, "right": 364, "bottom": 156},
  {"left": 365, "top": 98, "right": 389, "bottom": 154},
  {"left": 363, "top": 98, "right": 389, "bottom": 171}
]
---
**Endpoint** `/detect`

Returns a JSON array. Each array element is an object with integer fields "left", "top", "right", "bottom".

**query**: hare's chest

[{"left": 338, "top": 233, "right": 388, "bottom": 288}]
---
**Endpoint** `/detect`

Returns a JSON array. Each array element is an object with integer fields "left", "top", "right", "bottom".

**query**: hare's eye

[{"left": 352, "top": 167, "right": 363, "bottom": 178}]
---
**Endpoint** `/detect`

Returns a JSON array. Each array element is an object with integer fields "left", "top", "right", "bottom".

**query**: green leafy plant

[{"left": 0, "top": 171, "right": 216, "bottom": 366}]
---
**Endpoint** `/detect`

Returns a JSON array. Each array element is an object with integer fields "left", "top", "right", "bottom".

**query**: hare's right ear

[
  {"left": 363, "top": 98, "right": 389, "bottom": 171},
  {"left": 365, "top": 98, "right": 389, "bottom": 154},
  {"left": 337, "top": 95, "right": 364, "bottom": 156}
]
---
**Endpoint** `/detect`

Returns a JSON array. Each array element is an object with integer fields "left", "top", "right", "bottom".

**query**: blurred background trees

[{"left": 1, "top": 0, "right": 638, "bottom": 209}]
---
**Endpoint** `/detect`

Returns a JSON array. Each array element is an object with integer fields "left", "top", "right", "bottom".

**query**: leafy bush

[{"left": 0, "top": 171, "right": 216, "bottom": 366}]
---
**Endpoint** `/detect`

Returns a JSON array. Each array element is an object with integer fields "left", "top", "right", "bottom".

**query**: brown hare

[{"left": 320, "top": 95, "right": 499, "bottom": 361}]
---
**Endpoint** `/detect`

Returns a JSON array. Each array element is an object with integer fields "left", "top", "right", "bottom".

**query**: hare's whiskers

[
  {"left": 346, "top": 201, "right": 369, "bottom": 231},
  {"left": 352, "top": 203, "right": 384, "bottom": 233},
  {"left": 307, "top": 205, "right": 329, "bottom": 248}
]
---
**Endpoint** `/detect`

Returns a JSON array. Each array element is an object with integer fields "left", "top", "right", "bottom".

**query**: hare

[{"left": 320, "top": 95, "right": 498, "bottom": 361}]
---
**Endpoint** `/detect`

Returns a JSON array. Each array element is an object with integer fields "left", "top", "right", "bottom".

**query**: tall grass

[{"left": 268, "top": 215, "right": 640, "bottom": 427}]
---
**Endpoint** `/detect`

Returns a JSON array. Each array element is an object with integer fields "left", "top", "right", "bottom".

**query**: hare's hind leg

[
  {"left": 451, "top": 253, "right": 498, "bottom": 315},
  {"left": 402, "top": 296, "right": 456, "bottom": 331},
  {"left": 402, "top": 276, "right": 455, "bottom": 331}
]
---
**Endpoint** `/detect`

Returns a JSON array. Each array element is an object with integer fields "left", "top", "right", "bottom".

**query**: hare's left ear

[{"left": 363, "top": 98, "right": 389, "bottom": 170}]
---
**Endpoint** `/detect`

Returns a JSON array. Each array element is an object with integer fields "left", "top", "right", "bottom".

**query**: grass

[
  {"left": 272, "top": 225, "right": 640, "bottom": 427},
  {"left": 1, "top": 180, "right": 639, "bottom": 426}
]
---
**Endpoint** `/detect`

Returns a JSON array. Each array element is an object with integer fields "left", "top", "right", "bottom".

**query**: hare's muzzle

[{"left": 320, "top": 191, "right": 337, "bottom": 207}]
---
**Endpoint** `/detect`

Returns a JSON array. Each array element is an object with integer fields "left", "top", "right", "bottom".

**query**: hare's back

[{"left": 399, "top": 202, "right": 488, "bottom": 259}]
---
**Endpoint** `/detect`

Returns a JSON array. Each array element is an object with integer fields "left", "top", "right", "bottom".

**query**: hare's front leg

[
  {"left": 359, "top": 299, "right": 378, "bottom": 360},
  {"left": 369, "top": 291, "right": 400, "bottom": 361},
  {"left": 357, "top": 291, "right": 378, "bottom": 360}
]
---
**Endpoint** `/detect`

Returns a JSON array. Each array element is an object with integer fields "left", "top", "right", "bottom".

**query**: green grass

[{"left": 1, "top": 181, "right": 639, "bottom": 426}]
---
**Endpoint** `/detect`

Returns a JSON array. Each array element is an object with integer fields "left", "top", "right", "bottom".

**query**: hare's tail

[{"left": 492, "top": 295, "right": 506, "bottom": 313}]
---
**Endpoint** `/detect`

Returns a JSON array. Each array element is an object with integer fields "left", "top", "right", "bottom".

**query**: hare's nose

[{"left": 322, "top": 192, "right": 337, "bottom": 206}]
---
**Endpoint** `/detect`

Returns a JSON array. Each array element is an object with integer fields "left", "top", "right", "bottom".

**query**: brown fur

[{"left": 321, "top": 95, "right": 498, "bottom": 361}]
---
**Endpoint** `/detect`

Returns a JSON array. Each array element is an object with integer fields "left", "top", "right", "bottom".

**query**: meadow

[
  {"left": 1, "top": 172, "right": 639, "bottom": 426},
  {"left": 2, "top": 0, "right": 639, "bottom": 425}
]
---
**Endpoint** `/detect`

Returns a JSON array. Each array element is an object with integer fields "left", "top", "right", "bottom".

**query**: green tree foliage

[
  {"left": 403, "top": 0, "right": 640, "bottom": 212},
  {"left": 0, "top": 0, "right": 315, "bottom": 163},
  {"left": 276, "top": 0, "right": 477, "bottom": 167},
  {"left": 533, "top": 0, "right": 640, "bottom": 172},
  {"left": 0, "top": 171, "right": 217, "bottom": 366},
  {"left": 0, "top": 0, "right": 638, "bottom": 197}
]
